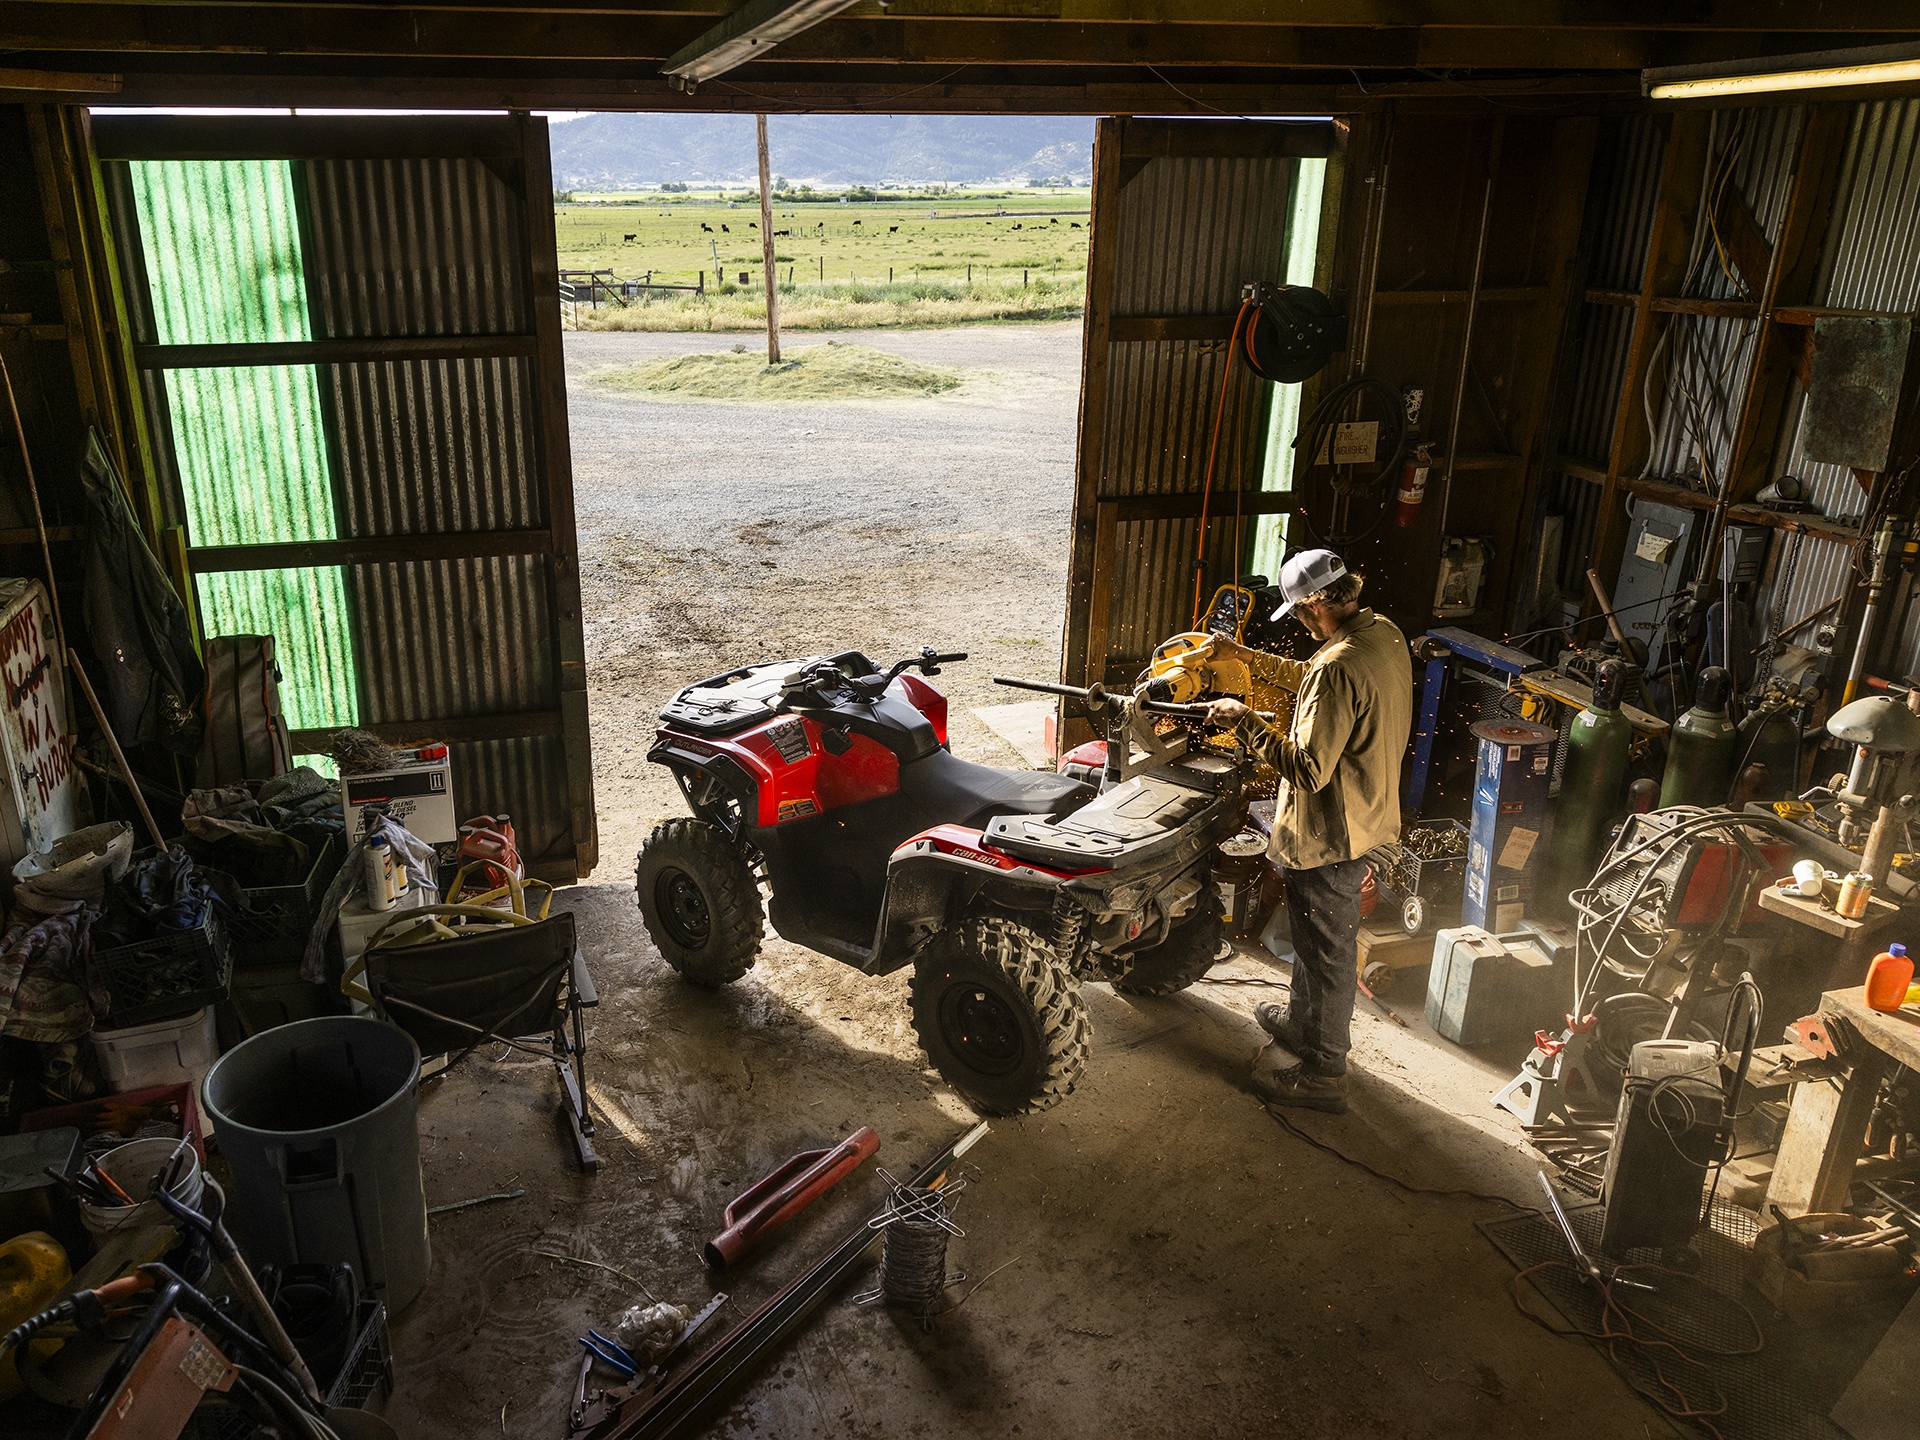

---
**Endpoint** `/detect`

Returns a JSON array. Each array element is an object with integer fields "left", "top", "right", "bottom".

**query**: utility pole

[{"left": 755, "top": 113, "right": 781, "bottom": 364}]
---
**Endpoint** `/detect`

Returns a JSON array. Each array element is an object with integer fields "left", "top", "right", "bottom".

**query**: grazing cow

[
  {"left": 701, "top": 222, "right": 713, "bottom": 232},
  {"left": 852, "top": 219, "right": 862, "bottom": 226},
  {"left": 1070, "top": 222, "right": 1081, "bottom": 229},
  {"left": 889, "top": 226, "right": 898, "bottom": 233},
  {"left": 721, "top": 224, "right": 730, "bottom": 233},
  {"left": 623, "top": 233, "right": 636, "bottom": 241},
  {"left": 1050, "top": 217, "right": 1059, "bottom": 225},
  {"left": 1011, "top": 223, "right": 1022, "bottom": 230},
  {"left": 748, "top": 221, "right": 757, "bottom": 229}
]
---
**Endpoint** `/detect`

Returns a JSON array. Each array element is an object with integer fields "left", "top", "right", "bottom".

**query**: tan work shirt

[{"left": 1235, "top": 607, "right": 1415, "bottom": 870}]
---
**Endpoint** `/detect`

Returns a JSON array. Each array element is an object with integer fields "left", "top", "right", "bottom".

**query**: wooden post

[{"left": 755, "top": 113, "right": 781, "bottom": 366}]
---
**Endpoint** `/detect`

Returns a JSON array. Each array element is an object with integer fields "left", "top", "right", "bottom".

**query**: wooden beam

[
  {"left": 11, "top": 2, "right": 1920, "bottom": 31},
  {"left": 1060, "top": 115, "right": 1122, "bottom": 710},
  {"left": 0, "top": 66, "right": 119, "bottom": 92},
  {"left": 520, "top": 111, "right": 598, "bottom": 880},
  {"left": 1725, "top": 103, "right": 1854, "bottom": 506},
  {"left": 1592, "top": 111, "right": 1712, "bottom": 603},
  {"left": 133, "top": 334, "right": 537, "bottom": 368},
  {"left": 92, "top": 113, "right": 524, "bottom": 160},
  {"left": 290, "top": 708, "right": 563, "bottom": 752},
  {"left": 663, "top": 0, "right": 862, "bottom": 86},
  {"left": 187, "top": 529, "right": 554, "bottom": 572},
  {"left": 1116, "top": 118, "right": 1337, "bottom": 160}
]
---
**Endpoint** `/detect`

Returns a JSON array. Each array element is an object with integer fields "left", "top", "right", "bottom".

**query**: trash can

[{"left": 202, "top": 1016, "right": 430, "bottom": 1312}]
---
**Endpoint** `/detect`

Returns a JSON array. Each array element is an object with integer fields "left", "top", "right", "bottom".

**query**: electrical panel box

[
  {"left": 1720, "top": 524, "right": 1770, "bottom": 585},
  {"left": 1610, "top": 501, "right": 1696, "bottom": 674}
]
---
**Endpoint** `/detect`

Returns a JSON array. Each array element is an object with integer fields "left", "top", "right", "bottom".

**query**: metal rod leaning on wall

[
  {"left": 594, "top": 1122, "right": 990, "bottom": 1440},
  {"left": 67, "top": 645, "right": 165, "bottom": 848}
]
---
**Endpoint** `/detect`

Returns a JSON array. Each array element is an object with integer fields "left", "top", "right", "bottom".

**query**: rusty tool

[{"left": 705, "top": 1126, "right": 879, "bottom": 1271}]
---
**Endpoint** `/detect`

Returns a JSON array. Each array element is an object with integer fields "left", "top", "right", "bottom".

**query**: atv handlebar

[{"left": 992, "top": 675, "right": 1269, "bottom": 725}]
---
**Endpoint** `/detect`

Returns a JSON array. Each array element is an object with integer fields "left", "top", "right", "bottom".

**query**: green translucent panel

[
  {"left": 130, "top": 159, "right": 360, "bottom": 742},
  {"left": 195, "top": 570, "right": 357, "bottom": 733},
  {"left": 131, "top": 161, "right": 311, "bottom": 346},
  {"left": 164, "top": 366, "right": 336, "bottom": 547},
  {"left": 1252, "top": 158, "right": 1328, "bottom": 581}
]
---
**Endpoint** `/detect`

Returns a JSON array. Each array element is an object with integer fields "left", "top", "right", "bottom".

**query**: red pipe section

[{"left": 704, "top": 1127, "right": 879, "bottom": 1271}]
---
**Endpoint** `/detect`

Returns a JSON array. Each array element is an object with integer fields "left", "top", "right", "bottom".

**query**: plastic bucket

[
  {"left": 79, "top": 1137, "right": 205, "bottom": 1240},
  {"left": 202, "top": 1017, "right": 430, "bottom": 1312}
]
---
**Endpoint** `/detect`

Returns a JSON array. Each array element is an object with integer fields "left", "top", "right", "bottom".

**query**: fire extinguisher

[{"left": 1396, "top": 442, "right": 1433, "bottom": 527}]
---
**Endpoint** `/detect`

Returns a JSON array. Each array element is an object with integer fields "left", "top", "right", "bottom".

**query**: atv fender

[{"left": 865, "top": 824, "right": 1110, "bottom": 975}]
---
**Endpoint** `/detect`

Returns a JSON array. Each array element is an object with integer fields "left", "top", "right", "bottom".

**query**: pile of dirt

[{"left": 591, "top": 341, "right": 969, "bottom": 400}]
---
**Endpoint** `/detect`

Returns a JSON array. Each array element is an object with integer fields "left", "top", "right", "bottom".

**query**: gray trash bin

[{"left": 202, "top": 1016, "right": 430, "bottom": 1311}]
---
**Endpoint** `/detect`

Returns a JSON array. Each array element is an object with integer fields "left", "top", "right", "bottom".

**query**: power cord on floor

[
  {"left": 1262, "top": 1105, "right": 1540, "bottom": 1216},
  {"left": 1508, "top": 1258, "right": 1763, "bottom": 1440}
]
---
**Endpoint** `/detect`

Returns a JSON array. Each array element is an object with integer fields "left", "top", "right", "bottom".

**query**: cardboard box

[{"left": 341, "top": 752, "right": 456, "bottom": 844}]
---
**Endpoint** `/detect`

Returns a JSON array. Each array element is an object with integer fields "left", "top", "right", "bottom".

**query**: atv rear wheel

[
  {"left": 1112, "top": 905, "right": 1223, "bottom": 996},
  {"left": 635, "top": 818, "right": 763, "bottom": 987},
  {"left": 910, "top": 918, "right": 1090, "bottom": 1115}
]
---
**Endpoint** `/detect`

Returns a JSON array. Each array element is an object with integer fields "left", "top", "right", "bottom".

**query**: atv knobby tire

[
  {"left": 910, "top": 917, "right": 1090, "bottom": 1115},
  {"left": 1112, "top": 904, "right": 1223, "bottom": 996},
  {"left": 635, "top": 818, "right": 763, "bottom": 987}
]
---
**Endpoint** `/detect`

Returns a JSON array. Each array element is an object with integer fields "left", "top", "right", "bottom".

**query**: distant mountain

[{"left": 548, "top": 113, "right": 1094, "bottom": 189}]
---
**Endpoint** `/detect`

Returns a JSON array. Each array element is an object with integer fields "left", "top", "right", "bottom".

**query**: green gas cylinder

[
  {"left": 1547, "top": 660, "right": 1634, "bottom": 908},
  {"left": 1659, "top": 665, "right": 1740, "bottom": 808}
]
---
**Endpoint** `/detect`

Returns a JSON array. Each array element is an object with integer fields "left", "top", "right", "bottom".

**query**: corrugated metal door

[
  {"left": 94, "top": 115, "right": 596, "bottom": 883},
  {"left": 1061, "top": 118, "right": 1335, "bottom": 728}
]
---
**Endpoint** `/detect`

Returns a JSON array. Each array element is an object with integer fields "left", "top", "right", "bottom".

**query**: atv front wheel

[
  {"left": 1112, "top": 904, "right": 1223, "bottom": 996},
  {"left": 910, "top": 918, "right": 1090, "bottom": 1115},
  {"left": 635, "top": 818, "right": 763, "bottom": 987}
]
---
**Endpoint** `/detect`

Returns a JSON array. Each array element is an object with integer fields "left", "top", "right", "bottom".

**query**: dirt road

[{"left": 568, "top": 322, "right": 1084, "bottom": 875}]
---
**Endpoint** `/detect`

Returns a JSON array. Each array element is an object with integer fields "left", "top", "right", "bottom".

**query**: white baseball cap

[{"left": 1272, "top": 548, "right": 1348, "bottom": 620}]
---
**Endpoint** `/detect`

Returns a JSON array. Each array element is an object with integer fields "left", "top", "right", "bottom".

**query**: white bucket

[{"left": 78, "top": 1136, "right": 205, "bottom": 1240}]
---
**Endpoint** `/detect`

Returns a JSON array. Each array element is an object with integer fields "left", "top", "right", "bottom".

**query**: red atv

[{"left": 635, "top": 647, "right": 1247, "bottom": 1113}]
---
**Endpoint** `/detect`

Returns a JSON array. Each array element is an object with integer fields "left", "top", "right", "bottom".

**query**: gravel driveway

[{"left": 567, "top": 321, "right": 1084, "bottom": 877}]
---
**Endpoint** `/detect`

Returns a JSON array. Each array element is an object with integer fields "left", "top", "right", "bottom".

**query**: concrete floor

[
  {"left": 377, "top": 326, "right": 1667, "bottom": 1437},
  {"left": 384, "top": 891, "right": 1664, "bottom": 1438}
]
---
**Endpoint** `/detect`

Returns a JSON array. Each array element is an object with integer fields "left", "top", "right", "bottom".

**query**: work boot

[
  {"left": 1254, "top": 1001, "right": 1304, "bottom": 1052},
  {"left": 1252, "top": 1051, "right": 1349, "bottom": 1115}
]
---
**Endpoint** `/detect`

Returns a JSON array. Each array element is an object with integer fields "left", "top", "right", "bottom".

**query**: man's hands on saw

[{"left": 1183, "top": 635, "right": 1259, "bottom": 729}]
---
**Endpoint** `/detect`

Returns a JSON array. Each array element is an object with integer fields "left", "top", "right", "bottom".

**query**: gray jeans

[{"left": 1281, "top": 857, "right": 1367, "bottom": 1076}]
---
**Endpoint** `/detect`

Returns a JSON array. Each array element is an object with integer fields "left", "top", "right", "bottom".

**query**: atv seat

[{"left": 900, "top": 748, "right": 1092, "bottom": 830}]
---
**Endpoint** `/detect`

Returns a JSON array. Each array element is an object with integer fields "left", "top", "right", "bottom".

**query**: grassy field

[
  {"left": 556, "top": 187, "right": 1089, "bottom": 329},
  {"left": 589, "top": 341, "right": 968, "bottom": 400}
]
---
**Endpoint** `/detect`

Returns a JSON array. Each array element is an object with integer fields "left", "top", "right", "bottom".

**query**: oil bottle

[
  {"left": 1546, "top": 659, "right": 1634, "bottom": 909},
  {"left": 1659, "top": 665, "right": 1740, "bottom": 809}
]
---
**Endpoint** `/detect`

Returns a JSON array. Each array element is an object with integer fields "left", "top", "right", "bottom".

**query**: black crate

[
  {"left": 326, "top": 1298, "right": 394, "bottom": 1411},
  {"left": 224, "top": 832, "right": 344, "bottom": 967},
  {"left": 94, "top": 908, "right": 232, "bottom": 1029}
]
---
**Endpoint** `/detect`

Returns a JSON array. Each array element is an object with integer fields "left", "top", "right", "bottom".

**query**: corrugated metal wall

[
  {"left": 1537, "top": 97, "right": 1920, "bottom": 688},
  {"left": 1528, "top": 117, "right": 1660, "bottom": 617},
  {"left": 1098, "top": 152, "right": 1297, "bottom": 680},
  {"left": 301, "top": 155, "right": 572, "bottom": 868},
  {"left": 103, "top": 121, "right": 592, "bottom": 878}
]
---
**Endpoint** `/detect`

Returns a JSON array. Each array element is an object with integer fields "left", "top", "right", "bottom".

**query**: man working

[{"left": 1204, "top": 549, "right": 1413, "bottom": 1114}]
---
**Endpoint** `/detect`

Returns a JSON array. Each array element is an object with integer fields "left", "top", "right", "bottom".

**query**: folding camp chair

[{"left": 350, "top": 906, "right": 599, "bottom": 1172}]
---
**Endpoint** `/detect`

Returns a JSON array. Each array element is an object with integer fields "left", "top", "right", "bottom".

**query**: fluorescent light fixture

[
  {"left": 661, "top": 0, "right": 865, "bottom": 90},
  {"left": 1646, "top": 42, "right": 1920, "bottom": 101}
]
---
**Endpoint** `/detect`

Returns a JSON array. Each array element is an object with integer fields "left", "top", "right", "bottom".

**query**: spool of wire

[{"left": 855, "top": 1168, "right": 967, "bottom": 1326}]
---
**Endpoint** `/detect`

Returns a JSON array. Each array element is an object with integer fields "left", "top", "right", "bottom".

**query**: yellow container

[{"left": 0, "top": 1230, "right": 70, "bottom": 1399}]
